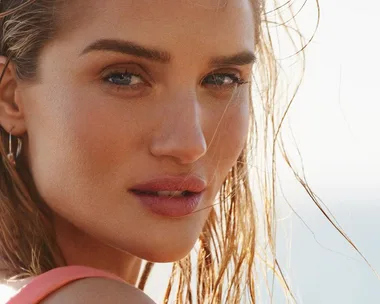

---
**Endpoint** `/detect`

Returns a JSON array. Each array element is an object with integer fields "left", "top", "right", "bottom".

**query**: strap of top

[{"left": 7, "top": 265, "right": 126, "bottom": 304}]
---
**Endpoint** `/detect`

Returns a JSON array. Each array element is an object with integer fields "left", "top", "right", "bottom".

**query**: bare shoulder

[{"left": 40, "top": 277, "right": 156, "bottom": 304}]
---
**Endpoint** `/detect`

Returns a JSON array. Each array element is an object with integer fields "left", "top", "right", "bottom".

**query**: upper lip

[{"left": 130, "top": 175, "right": 207, "bottom": 193}]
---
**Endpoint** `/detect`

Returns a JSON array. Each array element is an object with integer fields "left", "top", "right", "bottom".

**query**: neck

[{"left": 53, "top": 214, "right": 142, "bottom": 286}]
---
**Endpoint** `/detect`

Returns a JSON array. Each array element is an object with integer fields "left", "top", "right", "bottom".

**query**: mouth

[
  {"left": 129, "top": 175, "right": 207, "bottom": 217},
  {"left": 130, "top": 189, "right": 197, "bottom": 197}
]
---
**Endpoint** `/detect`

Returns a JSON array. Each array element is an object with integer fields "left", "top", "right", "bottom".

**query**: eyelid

[
  {"left": 201, "top": 68, "right": 247, "bottom": 84},
  {"left": 100, "top": 63, "right": 153, "bottom": 84},
  {"left": 203, "top": 68, "right": 244, "bottom": 79}
]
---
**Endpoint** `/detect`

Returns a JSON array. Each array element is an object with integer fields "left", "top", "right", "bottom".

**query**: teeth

[{"left": 156, "top": 191, "right": 184, "bottom": 197}]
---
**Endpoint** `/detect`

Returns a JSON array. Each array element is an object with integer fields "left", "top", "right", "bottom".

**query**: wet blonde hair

[{"left": 2, "top": 1, "right": 367, "bottom": 303}]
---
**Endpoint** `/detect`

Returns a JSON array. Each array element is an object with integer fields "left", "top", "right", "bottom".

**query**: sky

[
  {"left": 274, "top": 0, "right": 380, "bottom": 302},
  {"left": 284, "top": 0, "right": 380, "bottom": 197},
  {"left": 259, "top": 0, "right": 380, "bottom": 302}
]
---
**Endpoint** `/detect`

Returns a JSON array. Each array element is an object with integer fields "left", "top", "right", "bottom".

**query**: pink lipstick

[{"left": 130, "top": 175, "right": 206, "bottom": 217}]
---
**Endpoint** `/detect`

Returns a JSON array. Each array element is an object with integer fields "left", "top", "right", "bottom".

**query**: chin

[
  {"left": 129, "top": 241, "right": 196, "bottom": 263},
  {"left": 146, "top": 250, "right": 191, "bottom": 263}
]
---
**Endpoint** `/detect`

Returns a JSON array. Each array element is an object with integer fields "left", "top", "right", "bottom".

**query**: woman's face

[{"left": 19, "top": 0, "right": 256, "bottom": 262}]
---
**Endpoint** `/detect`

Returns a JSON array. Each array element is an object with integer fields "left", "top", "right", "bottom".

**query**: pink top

[{"left": 7, "top": 265, "right": 126, "bottom": 303}]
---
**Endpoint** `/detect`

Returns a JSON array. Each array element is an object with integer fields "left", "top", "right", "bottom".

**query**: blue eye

[
  {"left": 202, "top": 73, "right": 246, "bottom": 87},
  {"left": 104, "top": 71, "right": 144, "bottom": 86}
]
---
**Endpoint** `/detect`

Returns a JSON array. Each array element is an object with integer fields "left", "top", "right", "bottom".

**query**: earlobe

[{"left": 0, "top": 56, "right": 26, "bottom": 136}]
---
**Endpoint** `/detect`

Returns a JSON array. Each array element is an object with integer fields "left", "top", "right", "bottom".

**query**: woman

[{"left": 0, "top": 0, "right": 316, "bottom": 303}]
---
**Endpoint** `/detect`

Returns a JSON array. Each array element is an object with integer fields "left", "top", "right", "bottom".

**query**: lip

[{"left": 129, "top": 175, "right": 207, "bottom": 217}]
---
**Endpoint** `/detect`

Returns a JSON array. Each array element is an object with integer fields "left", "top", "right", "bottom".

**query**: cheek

[
  {"left": 210, "top": 95, "right": 250, "bottom": 166},
  {"left": 202, "top": 91, "right": 250, "bottom": 194},
  {"left": 23, "top": 84, "right": 145, "bottom": 207}
]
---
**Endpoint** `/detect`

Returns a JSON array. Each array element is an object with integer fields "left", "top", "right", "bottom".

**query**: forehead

[{"left": 62, "top": 0, "right": 256, "bottom": 57}]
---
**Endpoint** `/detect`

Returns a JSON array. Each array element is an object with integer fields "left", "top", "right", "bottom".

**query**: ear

[{"left": 0, "top": 56, "right": 26, "bottom": 137}]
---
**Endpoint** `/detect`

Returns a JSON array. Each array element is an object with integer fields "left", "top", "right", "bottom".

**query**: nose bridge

[{"left": 150, "top": 88, "right": 207, "bottom": 164}]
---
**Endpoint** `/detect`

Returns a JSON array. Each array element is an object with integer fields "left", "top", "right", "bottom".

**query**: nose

[{"left": 149, "top": 90, "right": 207, "bottom": 165}]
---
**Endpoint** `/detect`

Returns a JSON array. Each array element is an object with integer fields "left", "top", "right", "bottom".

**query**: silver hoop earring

[{"left": 7, "top": 128, "right": 22, "bottom": 166}]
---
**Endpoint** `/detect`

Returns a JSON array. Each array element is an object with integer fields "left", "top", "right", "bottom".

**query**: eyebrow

[
  {"left": 81, "top": 39, "right": 256, "bottom": 66},
  {"left": 81, "top": 39, "right": 171, "bottom": 63},
  {"left": 209, "top": 51, "right": 256, "bottom": 66}
]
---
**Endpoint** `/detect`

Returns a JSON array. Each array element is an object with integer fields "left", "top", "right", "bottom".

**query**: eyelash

[
  {"left": 102, "top": 69, "right": 249, "bottom": 91},
  {"left": 202, "top": 73, "right": 249, "bottom": 88}
]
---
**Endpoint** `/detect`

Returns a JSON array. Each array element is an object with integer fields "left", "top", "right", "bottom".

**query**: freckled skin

[{"left": 16, "top": 0, "right": 255, "bottom": 281}]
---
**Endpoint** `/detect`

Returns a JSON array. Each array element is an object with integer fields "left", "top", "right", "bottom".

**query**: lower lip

[{"left": 130, "top": 191, "right": 203, "bottom": 217}]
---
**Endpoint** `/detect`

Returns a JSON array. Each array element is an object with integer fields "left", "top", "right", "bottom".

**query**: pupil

[
  {"left": 204, "top": 75, "right": 226, "bottom": 85},
  {"left": 212, "top": 75, "right": 224, "bottom": 85},
  {"left": 111, "top": 73, "right": 131, "bottom": 85}
]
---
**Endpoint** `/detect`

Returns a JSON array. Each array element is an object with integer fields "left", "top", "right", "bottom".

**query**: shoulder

[{"left": 40, "top": 277, "right": 156, "bottom": 304}]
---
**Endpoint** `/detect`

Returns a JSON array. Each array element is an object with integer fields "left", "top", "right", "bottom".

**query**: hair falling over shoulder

[{"left": 2, "top": 1, "right": 371, "bottom": 304}]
